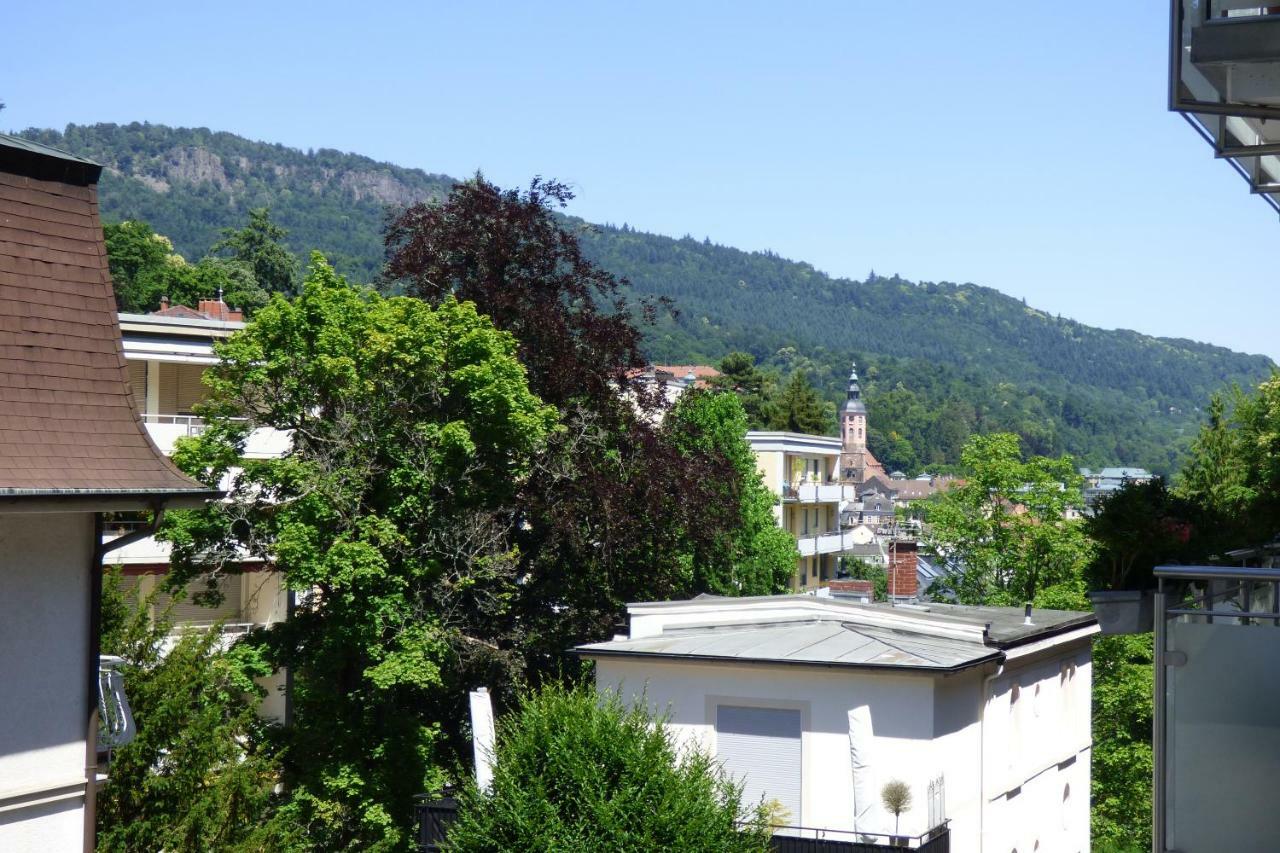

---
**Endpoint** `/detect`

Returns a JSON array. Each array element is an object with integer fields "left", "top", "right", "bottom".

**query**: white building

[
  {"left": 0, "top": 135, "right": 215, "bottom": 850},
  {"left": 578, "top": 594, "right": 1097, "bottom": 853}
]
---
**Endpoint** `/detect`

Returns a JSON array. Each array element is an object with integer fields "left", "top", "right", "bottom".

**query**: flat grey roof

[
  {"left": 577, "top": 594, "right": 1097, "bottom": 673},
  {"left": 577, "top": 618, "right": 1002, "bottom": 673},
  {"left": 892, "top": 602, "right": 1096, "bottom": 645}
]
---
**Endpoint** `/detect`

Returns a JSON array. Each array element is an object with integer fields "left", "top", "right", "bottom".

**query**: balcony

[
  {"left": 142, "top": 413, "right": 291, "bottom": 458},
  {"left": 766, "top": 824, "right": 950, "bottom": 853},
  {"left": 797, "top": 528, "right": 859, "bottom": 557},
  {"left": 784, "top": 480, "right": 853, "bottom": 504},
  {"left": 1171, "top": 2, "right": 1280, "bottom": 209}
]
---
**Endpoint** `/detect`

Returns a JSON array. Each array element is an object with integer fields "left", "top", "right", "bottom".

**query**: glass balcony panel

[{"left": 1166, "top": 618, "right": 1280, "bottom": 850}]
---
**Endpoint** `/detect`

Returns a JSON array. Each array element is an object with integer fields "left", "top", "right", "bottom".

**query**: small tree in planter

[{"left": 881, "top": 779, "right": 912, "bottom": 840}]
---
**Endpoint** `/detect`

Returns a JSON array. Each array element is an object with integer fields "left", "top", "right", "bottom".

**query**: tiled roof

[
  {"left": 0, "top": 141, "right": 212, "bottom": 498},
  {"left": 151, "top": 303, "right": 210, "bottom": 320}
]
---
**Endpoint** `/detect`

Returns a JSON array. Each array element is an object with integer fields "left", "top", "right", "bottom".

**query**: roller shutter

[
  {"left": 176, "top": 363, "right": 206, "bottom": 413},
  {"left": 158, "top": 362, "right": 179, "bottom": 415},
  {"left": 126, "top": 361, "right": 146, "bottom": 412},
  {"left": 157, "top": 575, "right": 242, "bottom": 625},
  {"left": 716, "top": 705, "right": 802, "bottom": 826}
]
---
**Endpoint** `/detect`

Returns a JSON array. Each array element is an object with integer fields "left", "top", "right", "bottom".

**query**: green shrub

[{"left": 444, "top": 683, "right": 770, "bottom": 852}]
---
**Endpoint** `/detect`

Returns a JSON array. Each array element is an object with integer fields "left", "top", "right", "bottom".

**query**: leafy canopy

[
  {"left": 919, "top": 433, "right": 1092, "bottom": 605},
  {"left": 104, "top": 218, "right": 269, "bottom": 315},
  {"left": 385, "top": 177, "right": 787, "bottom": 684},
  {"left": 165, "top": 255, "right": 557, "bottom": 850}
]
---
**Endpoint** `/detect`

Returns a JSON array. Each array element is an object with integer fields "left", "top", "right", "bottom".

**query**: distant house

[
  {"left": 0, "top": 134, "right": 214, "bottom": 850},
  {"left": 624, "top": 363, "right": 720, "bottom": 420},
  {"left": 578, "top": 593, "right": 1097, "bottom": 852},
  {"left": 1081, "top": 466, "right": 1153, "bottom": 510}
]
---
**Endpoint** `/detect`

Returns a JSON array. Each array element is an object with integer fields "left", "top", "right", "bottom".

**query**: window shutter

[{"left": 716, "top": 705, "right": 802, "bottom": 826}]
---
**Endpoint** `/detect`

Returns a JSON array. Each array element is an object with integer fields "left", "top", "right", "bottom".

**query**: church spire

[{"left": 842, "top": 360, "right": 866, "bottom": 414}]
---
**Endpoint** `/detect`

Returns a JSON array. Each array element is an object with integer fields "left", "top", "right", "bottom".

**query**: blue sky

[{"left": 5, "top": 2, "right": 1277, "bottom": 359}]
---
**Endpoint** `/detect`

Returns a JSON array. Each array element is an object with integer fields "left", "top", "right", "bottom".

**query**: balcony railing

[
  {"left": 1153, "top": 565, "right": 1280, "bottom": 851},
  {"left": 786, "top": 481, "right": 854, "bottom": 504},
  {"left": 412, "top": 793, "right": 950, "bottom": 853},
  {"left": 141, "top": 414, "right": 292, "bottom": 458},
  {"left": 797, "top": 528, "right": 860, "bottom": 557},
  {"left": 765, "top": 823, "right": 949, "bottom": 853},
  {"left": 98, "top": 655, "right": 135, "bottom": 751}
]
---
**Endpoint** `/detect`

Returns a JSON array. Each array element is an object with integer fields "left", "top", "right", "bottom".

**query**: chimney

[
  {"left": 888, "top": 540, "right": 918, "bottom": 601},
  {"left": 828, "top": 578, "right": 874, "bottom": 603}
]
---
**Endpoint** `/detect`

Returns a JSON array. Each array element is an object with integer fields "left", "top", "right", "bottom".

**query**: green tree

[
  {"left": 443, "top": 683, "right": 770, "bottom": 853},
  {"left": 919, "top": 433, "right": 1092, "bottom": 605},
  {"left": 664, "top": 389, "right": 798, "bottom": 594},
  {"left": 211, "top": 207, "right": 299, "bottom": 297},
  {"left": 96, "top": 568, "right": 279, "bottom": 852},
  {"left": 771, "top": 370, "right": 834, "bottom": 435},
  {"left": 1090, "top": 634, "right": 1153, "bottom": 852},
  {"left": 385, "top": 177, "right": 784, "bottom": 684},
  {"left": 711, "top": 351, "right": 779, "bottom": 428},
  {"left": 104, "top": 219, "right": 270, "bottom": 314},
  {"left": 103, "top": 220, "right": 184, "bottom": 312},
  {"left": 164, "top": 256, "right": 557, "bottom": 850}
]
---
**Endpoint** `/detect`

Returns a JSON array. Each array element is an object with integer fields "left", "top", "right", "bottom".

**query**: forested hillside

[{"left": 18, "top": 122, "right": 1273, "bottom": 475}]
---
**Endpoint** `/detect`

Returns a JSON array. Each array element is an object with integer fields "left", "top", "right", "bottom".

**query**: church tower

[{"left": 840, "top": 361, "right": 868, "bottom": 483}]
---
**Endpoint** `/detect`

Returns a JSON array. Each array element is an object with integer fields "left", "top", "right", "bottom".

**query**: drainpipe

[
  {"left": 85, "top": 505, "right": 166, "bottom": 852},
  {"left": 978, "top": 655, "right": 1005, "bottom": 851}
]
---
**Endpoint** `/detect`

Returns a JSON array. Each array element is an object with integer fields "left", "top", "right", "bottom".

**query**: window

[{"left": 716, "top": 706, "right": 802, "bottom": 827}]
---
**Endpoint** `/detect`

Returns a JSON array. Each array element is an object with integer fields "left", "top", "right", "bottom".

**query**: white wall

[
  {"left": 0, "top": 512, "right": 92, "bottom": 852},
  {"left": 594, "top": 639, "right": 1094, "bottom": 853},
  {"left": 595, "top": 658, "right": 943, "bottom": 838},
  {"left": 981, "top": 644, "right": 1093, "bottom": 853}
]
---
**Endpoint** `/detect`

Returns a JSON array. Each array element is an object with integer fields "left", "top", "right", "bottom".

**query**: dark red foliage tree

[{"left": 386, "top": 177, "right": 739, "bottom": 680}]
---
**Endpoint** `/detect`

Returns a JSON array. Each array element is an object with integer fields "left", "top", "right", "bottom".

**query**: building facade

[
  {"left": 0, "top": 135, "right": 213, "bottom": 851},
  {"left": 579, "top": 594, "right": 1097, "bottom": 853}
]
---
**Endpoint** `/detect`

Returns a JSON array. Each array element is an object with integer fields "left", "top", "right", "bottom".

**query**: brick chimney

[
  {"left": 887, "top": 540, "right": 918, "bottom": 600},
  {"left": 197, "top": 298, "right": 243, "bottom": 322},
  {"left": 828, "top": 579, "right": 874, "bottom": 602}
]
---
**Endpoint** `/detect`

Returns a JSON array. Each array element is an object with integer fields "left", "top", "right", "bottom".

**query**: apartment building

[
  {"left": 747, "top": 430, "right": 860, "bottom": 588},
  {"left": 112, "top": 305, "right": 292, "bottom": 720}
]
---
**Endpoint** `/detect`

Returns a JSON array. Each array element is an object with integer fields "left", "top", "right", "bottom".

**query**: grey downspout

[{"left": 83, "top": 512, "right": 105, "bottom": 853}]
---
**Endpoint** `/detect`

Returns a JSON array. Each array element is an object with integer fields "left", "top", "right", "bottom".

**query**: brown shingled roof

[{"left": 0, "top": 136, "right": 213, "bottom": 500}]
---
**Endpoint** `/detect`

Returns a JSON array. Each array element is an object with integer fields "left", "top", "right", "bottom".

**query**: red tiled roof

[
  {"left": 0, "top": 140, "right": 211, "bottom": 497},
  {"left": 151, "top": 303, "right": 209, "bottom": 320}
]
